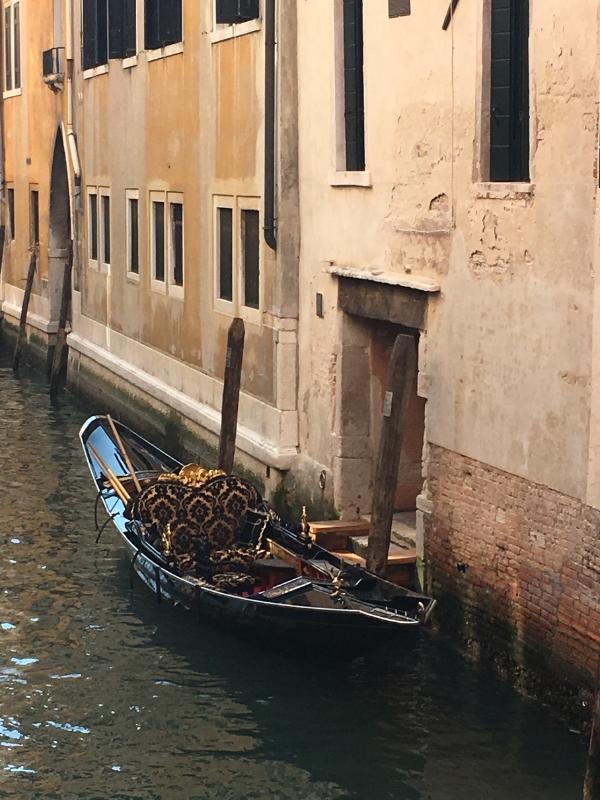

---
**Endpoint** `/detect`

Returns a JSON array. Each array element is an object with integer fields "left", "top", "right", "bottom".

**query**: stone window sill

[
  {"left": 209, "top": 19, "right": 261, "bottom": 44},
  {"left": 146, "top": 42, "right": 184, "bottom": 63},
  {"left": 475, "top": 182, "right": 535, "bottom": 200},
  {"left": 83, "top": 64, "right": 109, "bottom": 80},
  {"left": 329, "top": 171, "right": 372, "bottom": 188}
]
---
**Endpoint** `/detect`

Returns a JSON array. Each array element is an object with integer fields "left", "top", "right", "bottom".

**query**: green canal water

[{"left": 0, "top": 344, "right": 588, "bottom": 800}]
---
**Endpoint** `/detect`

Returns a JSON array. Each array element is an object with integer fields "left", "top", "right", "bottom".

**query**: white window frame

[
  {"left": 125, "top": 189, "right": 140, "bottom": 282},
  {"left": 3, "top": 0, "right": 21, "bottom": 98},
  {"left": 213, "top": 195, "right": 235, "bottom": 314},
  {"left": 213, "top": 194, "right": 262, "bottom": 323},
  {"left": 99, "top": 187, "right": 111, "bottom": 272},
  {"left": 87, "top": 187, "right": 99, "bottom": 270},
  {"left": 238, "top": 196, "right": 261, "bottom": 325},
  {"left": 150, "top": 191, "right": 167, "bottom": 294},
  {"left": 210, "top": 0, "right": 261, "bottom": 44},
  {"left": 167, "top": 192, "right": 184, "bottom": 300}
]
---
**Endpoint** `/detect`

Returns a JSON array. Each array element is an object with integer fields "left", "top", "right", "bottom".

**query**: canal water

[{"left": 0, "top": 344, "right": 588, "bottom": 800}]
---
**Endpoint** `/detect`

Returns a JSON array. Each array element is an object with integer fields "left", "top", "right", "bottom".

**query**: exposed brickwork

[{"left": 425, "top": 445, "right": 600, "bottom": 718}]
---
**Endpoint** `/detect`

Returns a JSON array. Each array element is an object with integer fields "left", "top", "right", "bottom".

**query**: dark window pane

[
  {"left": 216, "top": 0, "right": 239, "bottom": 24},
  {"left": 237, "top": 0, "right": 259, "bottom": 21},
  {"left": 343, "top": 0, "right": 365, "bottom": 171},
  {"left": 5, "top": 6, "right": 12, "bottom": 90},
  {"left": 161, "top": 0, "right": 182, "bottom": 46},
  {"left": 13, "top": 2, "right": 19, "bottom": 88},
  {"left": 108, "top": 0, "right": 123, "bottom": 58},
  {"left": 123, "top": 0, "right": 137, "bottom": 56},
  {"left": 153, "top": 201, "right": 165, "bottom": 281},
  {"left": 218, "top": 207, "right": 233, "bottom": 302},
  {"left": 30, "top": 190, "right": 39, "bottom": 245},
  {"left": 97, "top": 0, "right": 108, "bottom": 64},
  {"left": 242, "top": 209, "right": 259, "bottom": 309},
  {"left": 171, "top": 202, "right": 183, "bottom": 287},
  {"left": 145, "top": 0, "right": 159, "bottom": 49},
  {"left": 490, "top": 0, "right": 529, "bottom": 182},
  {"left": 129, "top": 198, "right": 139, "bottom": 273},
  {"left": 90, "top": 193, "right": 98, "bottom": 260},
  {"left": 7, "top": 188, "right": 15, "bottom": 240},
  {"left": 102, "top": 194, "right": 110, "bottom": 264}
]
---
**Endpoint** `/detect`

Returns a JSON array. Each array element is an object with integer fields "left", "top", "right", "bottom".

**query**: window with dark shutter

[
  {"left": 4, "top": 6, "right": 12, "bottom": 90},
  {"left": 30, "top": 190, "right": 40, "bottom": 246},
  {"left": 108, "top": 0, "right": 123, "bottom": 58},
  {"left": 123, "top": 0, "right": 137, "bottom": 56},
  {"left": 216, "top": 0, "right": 259, "bottom": 25},
  {"left": 13, "top": 2, "right": 19, "bottom": 88},
  {"left": 128, "top": 197, "right": 139, "bottom": 274},
  {"left": 101, "top": 194, "right": 111, "bottom": 266},
  {"left": 153, "top": 201, "right": 165, "bottom": 282},
  {"left": 144, "top": 0, "right": 182, "bottom": 49},
  {"left": 343, "top": 0, "right": 365, "bottom": 172},
  {"left": 170, "top": 201, "right": 184, "bottom": 287},
  {"left": 218, "top": 208, "right": 233, "bottom": 302},
  {"left": 242, "top": 210, "right": 259, "bottom": 309},
  {"left": 489, "top": 0, "right": 529, "bottom": 182},
  {"left": 89, "top": 193, "right": 98, "bottom": 261},
  {"left": 83, "top": 0, "right": 108, "bottom": 69},
  {"left": 7, "top": 188, "right": 15, "bottom": 240}
]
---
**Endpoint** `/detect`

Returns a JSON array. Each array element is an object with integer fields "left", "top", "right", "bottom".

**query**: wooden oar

[
  {"left": 89, "top": 445, "right": 131, "bottom": 505},
  {"left": 107, "top": 414, "right": 142, "bottom": 494}
]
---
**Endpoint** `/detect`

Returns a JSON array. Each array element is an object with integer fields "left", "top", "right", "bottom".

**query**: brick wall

[{"left": 424, "top": 444, "right": 600, "bottom": 717}]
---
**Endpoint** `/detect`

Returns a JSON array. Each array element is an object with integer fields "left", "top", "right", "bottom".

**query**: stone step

[
  {"left": 348, "top": 535, "right": 415, "bottom": 561},
  {"left": 330, "top": 545, "right": 417, "bottom": 589}
]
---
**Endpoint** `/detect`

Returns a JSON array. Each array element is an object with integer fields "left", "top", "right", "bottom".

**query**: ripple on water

[{"left": 0, "top": 347, "right": 588, "bottom": 800}]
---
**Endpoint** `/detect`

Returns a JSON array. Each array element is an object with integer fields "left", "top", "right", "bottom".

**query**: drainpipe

[
  {"left": 264, "top": 0, "right": 277, "bottom": 251},
  {"left": 65, "top": 0, "right": 81, "bottom": 294}
]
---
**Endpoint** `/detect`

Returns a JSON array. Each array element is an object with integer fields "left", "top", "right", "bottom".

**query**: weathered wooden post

[
  {"left": 583, "top": 654, "right": 600, "bottom": 800},
  {"left": 218, "top": 317, "right": 245, "bottom": 474},
  {"left": 12, "top": 245, "right": 38, "bottom": 375},
  {"left": 0, "top": 224, "right": 6, "bottom": 280},
  {"left": 367, "top": 334, "right": 417, "bottom": 576},
  {"left": 49, "top": 240, "right": 73, "bottom": 397}
]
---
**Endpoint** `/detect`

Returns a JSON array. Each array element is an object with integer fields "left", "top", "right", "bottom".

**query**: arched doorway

[{"left": 48, "top": 130, "right": 70, "bottom": 328}]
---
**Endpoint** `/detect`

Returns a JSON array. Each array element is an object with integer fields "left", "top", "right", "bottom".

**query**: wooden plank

[
  {"left": 49, "top": 240, "right": 73, "bottom": 397},
  {"left": 367, "top": 334, "right": 417, "bottom": 575},
  {"left": 12, "top": 247, "right": 38, "bottom": 375},
  {"left": 218, "top": 317, "right": 245, "bottom": 474},
  {"left": 584, "top": 653, "right": 600, "bottom": 800},
  {"left": 0, "top": 225, "right": 6, "bottom": 281}
]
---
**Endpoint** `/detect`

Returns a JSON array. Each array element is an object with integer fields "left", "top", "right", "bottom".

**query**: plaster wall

[{"left": 296, "top": 0, "right": 600, "bottom": 508}]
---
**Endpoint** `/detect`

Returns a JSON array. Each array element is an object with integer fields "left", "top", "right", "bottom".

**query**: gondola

[{"left": 80, "top": 415, "right": 436, "bottom": 651}]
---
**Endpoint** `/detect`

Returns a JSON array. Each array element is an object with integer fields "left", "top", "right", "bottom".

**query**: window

[
  {"left": 88, "top": 189, "right": 98, "bottom": 262},
  {"left": 126, "top": 190, "right": 139, "bottom": 275},
  {"left": 30, "top": 189, "right": 39, "bottom": 246},
  {"left": 214, "top": 197, "right": 261, "bottom": 316},
  {"left": 342, "top": 0, "right": 365, "bottom": 172},
  {"left": 7, "top": 187, "right": 15, "bottom": 240},
  {"left": 145, "top": 0, "right": 182, "bottom": 50},
  {"left": 241, "top": 209, "right": 259, "bottom": 309},
  {"left": 109, "top": 0, "right": 137, "bottom": 59},
  {"left": 217, "top": 206, "right": 233, "bottom": 302},
  {"left": 489, "top": 0, "right": 530, "bottom": 182},
  {"left": 83, "top": 0, "right": 108, "bottom": 70},
  {"left": 152, "top": 198, "right": 165, "bottom": 282},
  {"left": 215, "top": 0, "right": 259, "bottom": 25},
  {"left": 4, "top": 0, "right": 21, "bottom": 93},
  {"left": 169, "top": 198, "right": 184, "bottom": 290},
  {"left": 100, "top": 190, "right": 111, "bottom": 267}
]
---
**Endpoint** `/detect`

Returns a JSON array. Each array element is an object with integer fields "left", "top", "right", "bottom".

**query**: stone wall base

[{"left": 425, "top": 444, "right": 600, "bottom": 727}]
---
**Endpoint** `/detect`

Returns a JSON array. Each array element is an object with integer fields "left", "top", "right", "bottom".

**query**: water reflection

[{"left": 0, "top": 345, "right": 587, "bottom": 800}]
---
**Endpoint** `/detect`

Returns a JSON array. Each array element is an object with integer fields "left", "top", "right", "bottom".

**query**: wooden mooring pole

[
  {"left": 367, "top": 334, "right": 417, "bottom": 576},
  {"left": 218, "top": 317, "right": 245, "bottom": 474},
  {"left": 13, "top": 246, "right": 38, "bottom": 375},
  {"left": 49, "top": 241, "right": 73, "bottom": 397},
  {"left": 583, "top": 654, "right": 600, "bottom": 800},
  {"left": 0, "top": 224, "right": 6, "bottom": 280}
]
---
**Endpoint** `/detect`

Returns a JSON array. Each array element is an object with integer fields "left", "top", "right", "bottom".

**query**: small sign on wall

[{"left": 389, "top": 0, "right": 411, "bottom": 17}]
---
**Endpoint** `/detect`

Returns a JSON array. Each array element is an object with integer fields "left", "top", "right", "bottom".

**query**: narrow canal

[{"left": 0, "top": 343, "right": 588, "bottom": 800}]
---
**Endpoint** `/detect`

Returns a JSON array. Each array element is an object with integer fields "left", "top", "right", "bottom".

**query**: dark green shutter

[
  {"left": 343, "top": 0, "right": 365, "bottom": 171},
  {"left": 490, "top": 0, "right": 529, "bottom": 181},
  {"left": 216, "top": 0, "right": 239, "bottom": 24},
  {"left": 237, "top": 0, "right": 259, "bottom": 21},
  {"left": 161, "top": 0, "right": 182, "bottom": 46},
  {"left": 97, "top": 0, "right": 108, "bottom": 63},
  {"left": 145, "top": 0, "right": 160, "bottom": 49},
  {"left": 82, "top": 0, "right": 97, "bottom": 69},
  {"left": 108, "top": 0, "right": 123, "bottom": 58},
  {"left": 123, "top": 0, "right": 136, "bottom": 56}
]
